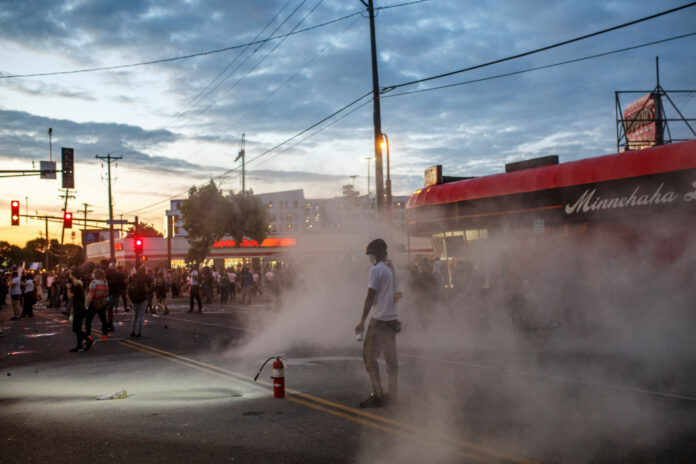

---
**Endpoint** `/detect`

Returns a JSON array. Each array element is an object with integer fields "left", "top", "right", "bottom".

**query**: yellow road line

[{"left": 119, "top": 338, "right": 539, "bottom": 464}]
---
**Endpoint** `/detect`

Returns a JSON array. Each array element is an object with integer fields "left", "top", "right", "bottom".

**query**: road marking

[
  {"left": 119, "top": 338, "right": 539, "bottom": 464},
  {"left": 152, "top": 314, "right": 254, "bottom": 332}
]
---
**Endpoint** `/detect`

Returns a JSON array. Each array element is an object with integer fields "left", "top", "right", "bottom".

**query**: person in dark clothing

[
  {"left": 68, "top": 273, "right": 90, "bottom": 352},
  {"left": 129, "top": 265, "right": 153, "bottom": 337},
  {"left": 188, "top": 266, "right": 203, "bottom": 313},
  {"left": 0, "top": 274, "right": 8, "bottom": 309},
  {"left": 105, "top": 263, "right": 121, "bottom": 332}
]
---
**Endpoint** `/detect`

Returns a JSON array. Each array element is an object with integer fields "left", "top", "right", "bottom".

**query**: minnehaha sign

[
  {"left": 212, "top": 237, "right": 297, "bottom": 248},
  {"left": 564, "top": 180, "right": 696, "bottom": 215}
]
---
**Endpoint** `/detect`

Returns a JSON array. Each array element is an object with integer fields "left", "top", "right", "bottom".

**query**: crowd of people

[{"left": 0, "top": 260, "right": 288, "bottom": 345}]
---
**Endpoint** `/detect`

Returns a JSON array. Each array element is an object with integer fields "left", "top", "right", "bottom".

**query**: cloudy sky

[{"left": 1, "top": 0, "right": 694, "bottom": 245}]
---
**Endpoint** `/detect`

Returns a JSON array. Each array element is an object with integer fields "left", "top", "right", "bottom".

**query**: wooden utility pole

[
  {"left": 361, "top": 0, "right": 385, "bottom": 215},
  {"left": 95, "top": 154, "right": 122, "bottom": 262}
]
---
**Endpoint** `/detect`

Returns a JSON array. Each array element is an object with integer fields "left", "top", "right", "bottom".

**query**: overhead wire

[
  {"left": 380, "top": 2, "right": 696, "bottom": 93},
  {"left": 382, "top": 32, "right": 696, "bottom": 99},
  {"left": 128, "top": 0, "right": 306, "bottom": 153},
  {"left": 0, "top": 0, "right": 430, "bottom": 80}
]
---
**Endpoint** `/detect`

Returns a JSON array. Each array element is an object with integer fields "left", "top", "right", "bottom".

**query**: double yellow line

[{"left": 119, "top": 338, "right": 539, "bottom": 464}]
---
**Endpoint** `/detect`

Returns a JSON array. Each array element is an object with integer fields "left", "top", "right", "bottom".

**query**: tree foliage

[
  {"left": 127, "top": 221, "right": 164, "bottom": 238},
  {"left": 0, "top": 241, "right": 23, "bottom": 268},
  {"left": 180, "top": 181, "right": 269, "bottom": 264}
]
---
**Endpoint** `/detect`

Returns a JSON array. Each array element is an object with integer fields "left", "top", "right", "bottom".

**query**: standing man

[
  {"left": 188, "top": 265, "right": 202, "bottom": 313},
  {"left": 128, "top": 264, "right": 152, "bottom": 338},
  {"left": 355, "top": 238, "right": 401, "bottom": 408},
  {"left": 9, "top": 271, "right": 22, "bottom": 320}
]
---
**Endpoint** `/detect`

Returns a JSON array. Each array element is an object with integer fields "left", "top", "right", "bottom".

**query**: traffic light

[
  {"left": 64, "top": 211, "right": 73, "bottom": 228},
  {"left": 61, "top": 147, "right": 74, "bottom": 189},
  {"left": 134, "top": 236, "right": 143, "bottom": 260},
  {"left": 11, "top": 200, "right": 19, "bottom": 226}
]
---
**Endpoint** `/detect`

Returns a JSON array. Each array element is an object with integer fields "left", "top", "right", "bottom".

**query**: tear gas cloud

[{"left": 233, "top": 213, "right": 696, "bottom": 463}]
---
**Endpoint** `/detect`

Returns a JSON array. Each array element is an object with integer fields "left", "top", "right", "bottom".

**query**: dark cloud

[{"left": 0, "top": 0, "right": 694, "bottom": 200}]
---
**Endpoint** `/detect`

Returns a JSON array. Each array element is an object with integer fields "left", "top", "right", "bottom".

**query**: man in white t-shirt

[{"left": 355, "top": 238, "right": 401, "bottom": 408}]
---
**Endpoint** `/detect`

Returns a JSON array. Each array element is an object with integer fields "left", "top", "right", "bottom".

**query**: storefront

[{"left": 406, "top": 139, "right": 696, "bottom": 286}]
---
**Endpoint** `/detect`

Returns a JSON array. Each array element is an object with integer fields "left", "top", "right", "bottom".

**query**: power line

[
  {"left": 121, "top": 90, "right": 374, "bottom": 216},
  {"left": 0, "top": 0, "right": 430, "bottom": 80},
  {"left": 135, "top": 0, "right": 308, "bottom": 152},
  {"left": 381, "top": 2, "right": 696, "bottom": 93},
  {"left": 383, "top": 32, "right": 696, "bottom": 98},
  {"left": 133, "top": 0, "right": 296, "bottom": 150}
]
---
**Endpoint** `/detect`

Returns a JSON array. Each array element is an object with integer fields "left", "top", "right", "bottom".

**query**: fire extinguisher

[{"left": 253, "top": 355, "right": 286, "bottom": 399}]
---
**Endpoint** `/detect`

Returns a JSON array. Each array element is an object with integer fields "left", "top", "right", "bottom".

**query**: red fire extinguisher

[
  {"left": 272, "top": 357, "right": 285, "bottom": 399},
  {"left": 253, "top": 355, "right": 286, "bottom": 399}
]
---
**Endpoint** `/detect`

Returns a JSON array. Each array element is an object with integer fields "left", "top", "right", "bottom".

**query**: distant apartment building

[{"left": 255, "top": 189, "right": 408, "bottom": 235}]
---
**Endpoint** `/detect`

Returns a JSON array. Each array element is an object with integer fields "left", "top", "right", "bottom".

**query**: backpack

[{"left": 128, "top": 275, "right": 148, "bottom": 304}]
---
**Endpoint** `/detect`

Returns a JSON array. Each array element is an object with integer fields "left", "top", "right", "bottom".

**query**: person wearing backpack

[
  {"left": 128, "top": 264, "right": 152, "bottom": 338},
  {"left": 85, "top": 268, "right": 109, "bottom": 342}
]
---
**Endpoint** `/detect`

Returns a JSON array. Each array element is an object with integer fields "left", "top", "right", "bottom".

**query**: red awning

[{"left": 407, "top": 139, "right": 696, "bottom": 209}]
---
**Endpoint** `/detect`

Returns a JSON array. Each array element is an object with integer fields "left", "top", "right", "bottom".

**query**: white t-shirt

[
  {"left": 24, "top": 278, "right": 34, "bottom": 293},
  {"left": 190, "top": 270, "right": 199, "bottom": 286},
  {"left": 368, "top": 261, "right": 398, "bottom": 321},
  {"left": 10, "top": 277, "right": 22, "bottom": 296}
]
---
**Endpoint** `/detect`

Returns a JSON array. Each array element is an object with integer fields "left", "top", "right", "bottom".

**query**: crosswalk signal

[
  {"left": 64, "top": 211, "right": 73, "bottom": 228},
  {"left": 11, "top": 200, "right": 20, "bottom": 226}
]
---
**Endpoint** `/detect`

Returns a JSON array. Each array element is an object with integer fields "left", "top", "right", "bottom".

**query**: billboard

[{"left": 624, "top": 94, "right": 657, "bottom": 150}]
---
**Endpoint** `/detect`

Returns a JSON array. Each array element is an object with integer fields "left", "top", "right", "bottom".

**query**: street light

[{"left": 381, "top": 134, "right": 392, "bottom": 223}]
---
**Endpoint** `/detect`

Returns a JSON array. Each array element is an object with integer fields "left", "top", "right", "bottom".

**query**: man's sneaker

[
  {"left": 130, "top": 332, "right": 136, "bottom": 338},
  {"left": 69, "top": 346, "right": 81, "bottom": 353},
  {"left": 83, "top": 337, "right": 93, "bottom": 351},
  {"left": 359, "top": 393, "right": 384, "bottom": 408},
  {"left": 101, "top": 335, "right": 108, "bottom": 342}
]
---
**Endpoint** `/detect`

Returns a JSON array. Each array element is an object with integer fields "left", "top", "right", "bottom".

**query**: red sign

[
  {"left": 624, "top": 94, "right": 656, "bottom": 150},
  {"left": 114, "top": 243, "right": 124, "bottom": 251},
  {"left": 212, "top": 237, "right": 296, "bottom": 248}
]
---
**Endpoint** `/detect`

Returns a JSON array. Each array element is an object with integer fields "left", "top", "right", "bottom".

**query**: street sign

[
  {"left": 106, "top": 219, "right": 129, "bottom": 225},
  {"left": 40, "top": 161, "right": 57, "bottom": 179}
]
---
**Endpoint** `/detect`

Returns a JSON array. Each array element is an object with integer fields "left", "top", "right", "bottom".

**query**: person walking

[
  {"left": 188, "top": 265, "right": 203, "bottom": 313},
  {"left": 20, "top": 272, "right": 35, "bottom": 318},
  {"left": 154, "top": 271, "right": 169, "bottom": 314},
  {"left": 85, "top": 267, "right": 110, "bottom": 342},
  {"left": 128, "top": 264, "right": 152, "bottom": 338},
  {"left": 354, "top": 239, "right": 401, "bottom": 408},
  {"left": 9, "top": 271, "right": 21, "bottom": 320},
  {"left": 68, "top": 272, "right": 90, "bottom": 352}
]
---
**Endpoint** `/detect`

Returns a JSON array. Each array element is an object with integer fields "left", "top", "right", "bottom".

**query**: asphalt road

[{"left": 1, "top": 296, "right": 695, "bottom": 464}]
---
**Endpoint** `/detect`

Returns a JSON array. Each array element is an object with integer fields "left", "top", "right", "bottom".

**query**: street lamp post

[{"left": 381, "top": 133, "right": 392, "bottom": 224}]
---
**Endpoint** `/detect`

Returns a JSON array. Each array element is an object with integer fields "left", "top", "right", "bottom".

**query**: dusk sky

[{"left": 1, "top": 0, "right": 694, "bottom": 246}]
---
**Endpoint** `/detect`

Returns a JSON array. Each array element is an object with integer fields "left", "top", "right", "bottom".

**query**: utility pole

[
  {"left": 59, "top": 188, "right": 75, "bottom": 245},
  {"left": 44, "top": 215, "right": 49, "bottom": 270},
  {"left": 82, "top": 202, "right": 93, "bottom": 262},
  {"left": 235, "top": 133, "right": 246, "bottom": 193},
  {"left": 96, "top": 153, "right": 122, "bottom": 262},
  {"left": 361, "top": 0, "right": 385, "bottom": 215}
]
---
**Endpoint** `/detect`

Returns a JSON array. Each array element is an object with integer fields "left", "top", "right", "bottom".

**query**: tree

[
  {"left": 0, "top": 241, "right": 23, "bottom": 268},
  {"left": 180, "top": 181, "right": 269, "bottom": 264},
  {"left": 181, "top": 181, "right": 228, "bottom": 264},
  {"left": 126, "top": 222, "right": 164, "bottom": 238}
]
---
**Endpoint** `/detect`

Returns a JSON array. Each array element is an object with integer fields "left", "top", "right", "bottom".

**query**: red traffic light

[
  {"left": 134, "top": 237, "right": 144, "bottom": 255},
  {"left": 11, "top": 200, "right": 20, "bottom": 226},
  {"left": 64, "top": 211, "right": 73, "bottom": 229}
]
